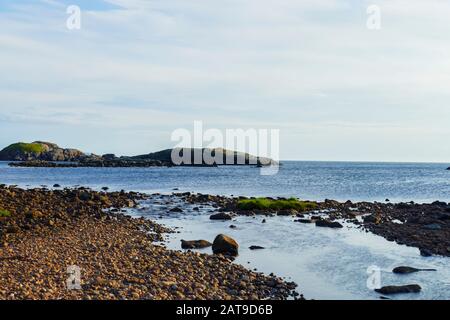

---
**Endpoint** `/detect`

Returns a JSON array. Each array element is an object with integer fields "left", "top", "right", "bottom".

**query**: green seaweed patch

[
  {"left": 0, "top": 209, "right": 11, "bottom": 217},
  {"left": 237, "top": 198, "right": 317, "bottom": 212},
  {"left": 2, "top": 142, "right": 46, "bottom": 154}
]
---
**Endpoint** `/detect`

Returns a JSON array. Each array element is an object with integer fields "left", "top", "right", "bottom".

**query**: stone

[
  {"left": 375, "top": 284, "right": 421, "bottom": 295},
  {"left": 393, "top": 266, "right": 436, "bottom": 274},
  {"left": 210, "top": 213, "right": 232, "bottom": 220},
  {"left": 420, "top": 248, "right": 433, "bottom": 257},
  {"left": 212, "top": 234, "right": 239, "bottom": 256},
  {"left": 180, "top": 240, "right": 212, "bottom": 249},
  {"left": 6, "top": 225, "right": 20, "bottom": 233},
  {"left": 249, "top": 246, "right": 265, "bottom": 250},
  {"left": 315, "top": 220, "right": 343, "bottom": 228},
  {"left": 25, "top": 210, "right": 43, "bottom": 220}
]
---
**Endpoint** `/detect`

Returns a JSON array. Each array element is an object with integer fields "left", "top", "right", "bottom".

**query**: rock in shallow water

[
  {"left": 181, "top": 240, "right": 212, "bottom": 249},
  {"left": 249, "top": 246, "right": 265, "bottom": 250},
  {"left": 210, "top": 212, "right": 233, "bottom": 220},
  {"left": 393, "top": 266, "right": 436, "bottom": 274},
  {"left": 212, "top": 234, "right": 239, "bottom": 256},
  {"left": 375, "top": 284, "right": 421, "bottom": 295},
  {"left": 315, "top": 220, "right": 343, "bottom": 228}
]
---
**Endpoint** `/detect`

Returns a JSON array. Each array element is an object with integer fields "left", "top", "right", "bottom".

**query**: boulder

[
  {"left": 180, "top": 240, "right": 212, "bottom": 249},
  {"left": 210, "top": 212, "right": 233, "bottom": 220},
  {"left": 315, "top": 220, "right": 343, "bottom": 228},
  {"left": 375, "top": 284, "right": 421, "bottom": 295},
  {"left": 212, "top": 234, "right": 239, "bottom": 256},
  {"left": 169, "top": 207, "right": 183, "bottom": 213}
]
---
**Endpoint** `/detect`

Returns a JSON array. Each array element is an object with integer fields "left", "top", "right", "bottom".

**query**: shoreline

[{"left": 0, "top": 186, "right": 298, "bottom": 300}]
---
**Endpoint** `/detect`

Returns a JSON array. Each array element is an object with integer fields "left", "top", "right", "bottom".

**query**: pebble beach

[{"left": 0, "top": 186, "right": 297, "bottom": 300}]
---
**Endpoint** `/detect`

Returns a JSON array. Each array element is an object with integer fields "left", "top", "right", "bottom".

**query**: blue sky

[{"left": 1, "top": 0, "right": 450, "bottom": 161}]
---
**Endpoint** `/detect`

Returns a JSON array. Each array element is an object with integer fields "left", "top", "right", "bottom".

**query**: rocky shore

[
  {"left": 0, "top": 186, "right": 298, "bottom": 300},
  {"left": 175, "top": 193, "right": 450, "bottom": 257},
  {"left": 1, "top": 141, "right": 274, "bottom": 168}
]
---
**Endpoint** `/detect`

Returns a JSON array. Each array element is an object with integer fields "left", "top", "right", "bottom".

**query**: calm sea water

[{"left": 1, "top": 161, "right": 449, "bottom": 202}]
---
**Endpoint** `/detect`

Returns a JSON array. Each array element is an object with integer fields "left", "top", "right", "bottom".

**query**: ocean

[{"left": 1, "top": 161, "right": 450, "bottom": 203}]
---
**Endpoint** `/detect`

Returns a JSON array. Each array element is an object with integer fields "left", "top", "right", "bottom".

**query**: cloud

[{"left": 1, "top": 0, "right": 450, "bottom": 160}]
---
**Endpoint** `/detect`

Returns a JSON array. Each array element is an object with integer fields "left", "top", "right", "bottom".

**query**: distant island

[{"left": 0, "top": 141, "right": 276, "bottom": 168}]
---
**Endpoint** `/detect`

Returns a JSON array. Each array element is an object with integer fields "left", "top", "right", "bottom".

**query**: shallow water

[
  {"left": 130, "top": 195, "right": 450, "bottom": 300},
  {"left": 1, "top": 161, "right": 450, "bottom": 203}
]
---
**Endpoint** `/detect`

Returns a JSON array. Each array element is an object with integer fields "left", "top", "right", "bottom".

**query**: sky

[{"left": 1, "top": 0, "right": 450, "bottom": 162}]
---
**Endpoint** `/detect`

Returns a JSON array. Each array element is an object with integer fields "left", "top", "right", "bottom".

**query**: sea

[{"left": 1, "top": 161, "right": 450, "bottom": 203}]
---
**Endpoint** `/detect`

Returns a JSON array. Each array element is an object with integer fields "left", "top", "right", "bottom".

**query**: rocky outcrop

[
  {"left": 133, "top": 148, "right": 277, "bottom": 166},
  {"left": 0, "top": 141, "right": 84, "bottom": 162},
  {"left": 2, "top": 142, "right": 274, "bottom": 167}
]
